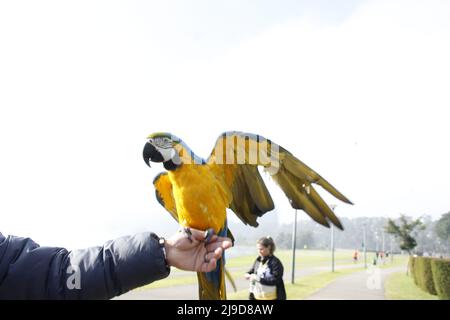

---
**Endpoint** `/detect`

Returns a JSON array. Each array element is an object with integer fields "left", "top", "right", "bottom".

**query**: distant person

[
  {"left": 245, "top": 236, "right": 286, "bottom": 300},
  {"left": 353, "top": 250, "right": 359, "bottom": 263},
  {"left": 0, "top": 228, "right": 232, "bottom": 299}
]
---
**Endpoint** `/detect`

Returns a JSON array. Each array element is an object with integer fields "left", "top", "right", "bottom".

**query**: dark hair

[{"left": 257, "top": 236, "right": 276, "bottom": 255}]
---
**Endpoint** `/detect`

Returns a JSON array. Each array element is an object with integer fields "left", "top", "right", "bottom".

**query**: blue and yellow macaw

[{"left": 142, "top": 131, "right": 353, "bottom": 300}]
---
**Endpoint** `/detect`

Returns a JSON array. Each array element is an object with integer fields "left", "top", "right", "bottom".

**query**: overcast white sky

[{"left": 1, "top": 0, "right": 449, "bottom": 249}]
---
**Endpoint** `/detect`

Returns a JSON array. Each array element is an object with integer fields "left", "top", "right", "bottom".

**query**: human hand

[
  {"left": 165, "top": 228, "right": 233, "bottom": 272},
  {"left": 249, "top": 274, "right": 259, "bottom": 282},
  {"left": 244, "top": 273, "right": 251, "bottom": 280}
]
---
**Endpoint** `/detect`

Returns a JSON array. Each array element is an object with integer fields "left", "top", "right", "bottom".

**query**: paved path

[
  {"left": 114, "top": 263, "right": 366, "bottom": 300},
  {"left": 305, "top": 266, "right": 404, "bottom": 300}
]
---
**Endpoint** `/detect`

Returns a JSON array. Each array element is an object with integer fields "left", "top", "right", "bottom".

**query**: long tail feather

[
  {"left": 197, "top": 224, "right": 228, "bottom": 300},
  {"left": 225, "top": 268, "right": 237, "bottom": 292},
  {"left": 197, "top": 259, "right": 226, "bottom": 300}
]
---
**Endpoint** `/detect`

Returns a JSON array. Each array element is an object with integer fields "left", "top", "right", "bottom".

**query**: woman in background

[{"left": 245, "top": 236, "right": 286, "bottom": 300}]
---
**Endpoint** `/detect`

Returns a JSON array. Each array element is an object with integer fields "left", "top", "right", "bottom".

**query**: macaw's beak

[{"left": 143, "top": 142, "right": 164, "bottom": 167}]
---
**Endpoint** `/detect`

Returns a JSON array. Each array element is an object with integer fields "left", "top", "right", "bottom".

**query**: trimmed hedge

[
  {"left": 431, "top": 259, "right": 450, "bottom": 300},
  {"left": 409, "top": 256, "right": 450, "bottom": 299},
  {"left": 414, "top": 257, "right": 437, "bottom": 295},
  {"left": 409, "top": 256, "right": 418, "bottom": 285}
]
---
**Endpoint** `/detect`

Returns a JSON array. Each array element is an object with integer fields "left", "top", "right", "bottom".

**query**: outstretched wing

[
  {"left": 226, "top": 164, "right": 275, "bottom": 227},
  {"left": 153, "top": 172, "right": 178, "bottom": 222},
  {"left": 207, "top": 132, "right": 353, "bottom": 230}
]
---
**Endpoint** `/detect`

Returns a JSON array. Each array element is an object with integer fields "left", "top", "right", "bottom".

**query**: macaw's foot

[
  {"left": 183, "top": 227, "right": 193, "bottom": 243},
  {"left": 203, "top": 228, "right": 215, "bottom": 244}
]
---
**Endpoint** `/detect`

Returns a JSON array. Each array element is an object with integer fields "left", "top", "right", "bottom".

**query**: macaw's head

[{"left": 143, "top": 132, "right": 182, "bottom": 170}]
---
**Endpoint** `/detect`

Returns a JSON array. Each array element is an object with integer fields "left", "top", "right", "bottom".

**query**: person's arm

[
  {"left": 258, "top": 258, "right": 283, "bottom": 286},
  {"left": 0, "top": 229, "right": 231, "bottom": 300},
  {"left": 0, "top": 232, "right": 169, "bottom": 299}
]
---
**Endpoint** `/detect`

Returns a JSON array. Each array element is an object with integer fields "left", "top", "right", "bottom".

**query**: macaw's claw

[
  {"left": 183, "top": 227, "right": 193, "bottom": 243},
  {"left": 203, "top": 228, "right": 215, "bottom": 244}
]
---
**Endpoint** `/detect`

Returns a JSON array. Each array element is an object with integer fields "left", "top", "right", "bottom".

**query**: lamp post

[
  {"left": 363, "top": 222, "right": 367, "bottom": 268},
  {"left": 390, "top": 236, "right": 394, "bottom": 263},
  {"left": 374, "top": 231, "right": 379, "bottom": 266},
  {"left": 291, "top": 209, "right": 298, "bottom": 284},
  {"left": 330, "top": 205, "right": 337, "bottom": 273},
  {"left": 375, "top": 231, "right": 379, "bottom": 252}
]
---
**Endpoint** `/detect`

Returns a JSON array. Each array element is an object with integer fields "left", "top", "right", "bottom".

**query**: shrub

[
  {"left": 414, "top": 257, "right": 437, "bottom": 295},
  {"left": 413, "top": 257, "right": 422, "bottom": 287},
  {"left": 431, "top": 258, "right": 450, "bottom": 300},
  {"left": 409, "top": 256, "right": 417, "bottom": 283}
]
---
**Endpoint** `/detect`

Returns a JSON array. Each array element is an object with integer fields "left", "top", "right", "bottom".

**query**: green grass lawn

[
  {"left": 229, "top": 255, "right": 411, "bottom": 300},
  {"left": 226, "top": 248, "right": 357, "bottom": 269},
  {"left": 140, "top": 248, "right": 356, "bottom": 289},
  {"left": 140, "top": 248, "right": 407, "bottom": 291},
  {"left": 378, "top": 255, "right": 409, "bottom": 269},
  {"left": 228, "top": 267, "right": 366, "bottom": 300},
  {"left": 384, "top": 271, "right": 439, "bottom": 300}
]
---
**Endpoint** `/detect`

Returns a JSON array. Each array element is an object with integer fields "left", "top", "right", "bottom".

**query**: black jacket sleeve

[
  {"left": 0, "top": 232, "right": 170, "bottom": 299},
  {"left": 259, "top": 256, "right": 284, "bottom": 286}
]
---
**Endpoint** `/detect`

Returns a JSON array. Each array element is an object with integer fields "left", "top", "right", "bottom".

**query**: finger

[
  {"left": 203, "top": 228, "right": 216, "bottom": 243},
  {"left": 185, "top": 228, "right": 223, "bottom": 244},
  {"left": 215, "top": 237, "right": 233, "bottom": 248},
  {"left": 201, "top": 248, "right": 224, "bottom": 272},
  {"left": 178, "top": 227, "right": 201, "bottom": 245},
  {"left": 205, "top": 239, "right": 232, "bottom": 252},
  {"left": 186, "top": 228, "right": 212, "bottom": 241},
  {"left": 208, "top": 235, "right": 218, "bottom": 243},
  {"left": 185, "top": 228, "right": 231, "bottom": 245},
  {"left": 202, "top": 257, "right": 217, "bottom": 273},
  {"left": 211, "top": 247, "right": 223, "bottom": 260},
  {"left": 179, "top": 227, "right": 197, "bottom": 245},
  {"left": 220, "top": 238, "right": 233, "bottom": 249},
  {"left": 204, "top": 249, "right": 221, "bottom": 262}
]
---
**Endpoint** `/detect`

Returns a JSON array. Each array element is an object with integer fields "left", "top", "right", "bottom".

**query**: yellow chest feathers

[{"left": 168, "top": 164, "right": 231, "bottom": 232}]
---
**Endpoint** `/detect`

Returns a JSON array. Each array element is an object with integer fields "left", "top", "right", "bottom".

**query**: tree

[
  {"left": 385, "top": 215, "right": 425, "bottom": 255},
  {"left": 275, "top": 232, "right": 292, "bottom": 249},
  {"left": 297, "top": 230, "right": 315, "bottom": 249},
  {"left": 435, "top": 212, "right": 450, "bottom": 243}
]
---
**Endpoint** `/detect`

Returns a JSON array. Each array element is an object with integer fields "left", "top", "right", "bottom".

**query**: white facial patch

[{"left": 156, "top": 146, "right": 176, "bottom": 162}]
